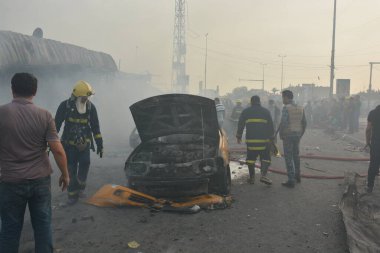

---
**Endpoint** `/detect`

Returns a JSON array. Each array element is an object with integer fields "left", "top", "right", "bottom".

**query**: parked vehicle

[{"left": 124, "top": 94, "right": 231, "bottom": 198}]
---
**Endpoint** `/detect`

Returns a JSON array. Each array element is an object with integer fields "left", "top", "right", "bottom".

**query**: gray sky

[{"left": 1, "top": 0, "right": 380, "bottom": 95}]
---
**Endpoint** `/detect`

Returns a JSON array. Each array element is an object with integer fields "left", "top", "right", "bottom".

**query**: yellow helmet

[{"left": 72, "top": 80, "right": 94, "bottom": 97}]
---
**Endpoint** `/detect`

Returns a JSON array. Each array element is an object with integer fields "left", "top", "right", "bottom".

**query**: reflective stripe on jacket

[
  {"left": 236, "top": 104, "right": 274, "bottom": 150},
  {"left": 55, "top": 99, "right": 103, "bottom": 147}
]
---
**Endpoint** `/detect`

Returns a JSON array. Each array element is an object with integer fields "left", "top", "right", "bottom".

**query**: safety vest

[{"left": 284, "top": 104, "right": 304, "bottom": 134}]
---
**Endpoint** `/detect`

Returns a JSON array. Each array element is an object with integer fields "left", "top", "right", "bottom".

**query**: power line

[
  {"left": 187, "top": 25, "right": 380, "bottom": 59},
  {"left": 187, "top": 43, "right": 332, "bottom": 68}
]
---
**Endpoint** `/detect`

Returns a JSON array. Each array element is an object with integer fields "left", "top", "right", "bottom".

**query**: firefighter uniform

[
  {"left": 236, "top": 98, "right": 274, "bottom": 184},
  {"left": 55, "top": 81, "right": 103, "bottom": 204}
]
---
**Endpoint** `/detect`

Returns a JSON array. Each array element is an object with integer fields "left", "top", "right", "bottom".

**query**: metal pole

[
  {"left": 368, "top": 62, "right": 373, "bottom": 110},
  {"left": 367, "top": 62, "right": 380, "bottom": 110},
  {"left": 329, "top": 0, "right": 337, "bottom": 98},
  {"left": 261, "top": 63, "right": 266, "bottom": 91},
  {"left": 204, "top": 33, "right": 208, "bottom": 90},
  {"left": 278, "top": 55, "right": 286, "bottom": 90}
]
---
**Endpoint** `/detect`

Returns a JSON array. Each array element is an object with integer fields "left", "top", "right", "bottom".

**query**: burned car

[
  {"left": 129, "top": 127, "right": 141, "bottom": 149},
  {"left": 124, "top": 94, "right": 231, "bottom": 198}
]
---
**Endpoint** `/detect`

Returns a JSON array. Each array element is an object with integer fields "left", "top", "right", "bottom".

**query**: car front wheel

[{"left": 209, "top": 164, "right": 231, "bottom": 195}]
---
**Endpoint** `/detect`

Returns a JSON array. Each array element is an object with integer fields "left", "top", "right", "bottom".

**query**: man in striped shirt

[{"left": 215, "top": 97, "right": 226, "bottom": 128}]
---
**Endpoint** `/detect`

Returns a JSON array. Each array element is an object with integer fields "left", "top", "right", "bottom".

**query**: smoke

[{"left": 0, "top": 70, "right": 162, "bottom": 151}]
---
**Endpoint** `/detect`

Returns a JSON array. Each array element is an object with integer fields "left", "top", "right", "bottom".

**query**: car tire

[{"left": 209, "top": 164, "right": 231, "bottom": 195}]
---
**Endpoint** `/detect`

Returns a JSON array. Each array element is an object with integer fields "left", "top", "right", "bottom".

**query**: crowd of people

[
  {"left": 219, "top": 94, "right": 363, "bottom": 136},
  {"left": 306, "top": 95, "right": 362, "bottom": 133},
  {"left": 215, "top": 91, "right": 379, "bottom": 193}
]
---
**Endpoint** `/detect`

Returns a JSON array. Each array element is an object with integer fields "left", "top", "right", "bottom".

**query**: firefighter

[
  {"left": 236, "top": 95, "right": 274, "bottom": 185},
  {"left": 229, "top": 99, "right": 244, "bottom": 139},
  {"left": 55, "top": 80, "right": 103, "bottom": 204},
  {"left": 231, "top": 99, "right": 244, "bottom": 121}
]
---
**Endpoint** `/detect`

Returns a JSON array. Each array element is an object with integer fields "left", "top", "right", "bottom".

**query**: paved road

[{"left": 19, "top": 127, "right": 370, "bottom": 253}]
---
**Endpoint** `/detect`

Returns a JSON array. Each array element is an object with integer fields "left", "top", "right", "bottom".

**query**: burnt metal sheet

[
  {"left": 0, "top": 30, "right": 117, "bottom": 71},
  {"left": 129, "top": 94, "right": 219, "bottom": 142},
  {"left": 340, "top": 173, "right": 380, "bottom": 253}
]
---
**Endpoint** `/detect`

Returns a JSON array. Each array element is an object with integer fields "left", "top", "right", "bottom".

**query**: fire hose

[{"left": 229, "top": 148, "right": 369, "bottom": 179}]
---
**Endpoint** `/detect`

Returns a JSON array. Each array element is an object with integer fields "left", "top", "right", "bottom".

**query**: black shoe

[
  {"left": 366, "top": 187, "right": 373, "bottom": 193},
  {"left": 282, "top": 181, "right": 295, "bottom": 188},
  {"left": 247, "top": 177, "right": 255, "bottom": 184},
  {"left": 67, "top": 197, "right": 78, "bottom": 205}
]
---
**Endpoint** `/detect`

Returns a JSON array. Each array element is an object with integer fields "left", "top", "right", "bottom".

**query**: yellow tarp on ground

[{"left": 87, "top": 184, "right": 232, "bottom": 211}]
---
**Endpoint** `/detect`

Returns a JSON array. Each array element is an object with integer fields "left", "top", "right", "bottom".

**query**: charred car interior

[{"left": 125, "top": 94, "right": 231, "bottom": 198}]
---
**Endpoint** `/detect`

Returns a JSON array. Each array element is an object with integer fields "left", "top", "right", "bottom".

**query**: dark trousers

[
  {"left": 0, "top": 176, "right": 52, "bottom": 253},
  {"left": 246, "top": 148, "right": 271, "bottom": 177},
  {"left": 64, "top": 145, "right": 91, "bottom": 199},
  {"left": 368, "top": 141, "right": 380, "bottom": 189},
  {"left": 283, "top": 136, "right": 301, "bottom": 183}
]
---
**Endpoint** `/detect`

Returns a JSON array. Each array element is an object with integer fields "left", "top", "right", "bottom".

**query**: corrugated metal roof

[{"left": 0, "top": 31, "right": 117, "bottom": 71}]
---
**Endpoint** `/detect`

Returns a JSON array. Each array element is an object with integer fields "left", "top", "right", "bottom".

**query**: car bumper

[{"left": 127, "top": 176, "right": 210, "bottom": 198}]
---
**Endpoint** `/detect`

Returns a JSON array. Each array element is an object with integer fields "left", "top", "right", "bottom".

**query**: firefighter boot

[
  {"left": 247, "top": 165, "right": 256, "bottom": 184},
  {"left": 67, "top": 195, "right": 78, "bottom": 205}
]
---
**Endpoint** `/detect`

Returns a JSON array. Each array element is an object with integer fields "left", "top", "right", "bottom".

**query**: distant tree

[{"left": 271, "top": 88, "right": 279, "bottom": 94}]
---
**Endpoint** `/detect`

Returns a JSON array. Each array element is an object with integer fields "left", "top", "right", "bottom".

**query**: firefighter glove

[{"left": 97, "top": 146, "right": 103, "bottom": 158}]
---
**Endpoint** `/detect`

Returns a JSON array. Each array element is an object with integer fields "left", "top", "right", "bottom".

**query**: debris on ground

[
  {"left": 80, "top": 215, "right": 95, "bottom": 222},
  {"left": 304, "top": 162, "right": 327, "bottom": 173},
  {"left": 340, "top": 173, "right": 380, "bottom": 253},
  {"left": 344, "top": 145, "right": 363, "bottom": 152},
  {"left": 87, "top": 184, "right": 232, "bottom": 213},
  {"left": 304, "top": 146, "right": 321, "bottom": 151},
  {"left": 128, "top": 241, "right": 140, "bottom": 249}
]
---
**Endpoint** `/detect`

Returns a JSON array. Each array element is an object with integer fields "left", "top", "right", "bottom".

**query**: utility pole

[
  {"left": 171, "top": 0, "right": 189, "bottom": 93},
  {"left": 278, "top": 55, "right": 286, "bottom": 90},
  {"left": 204, "top": 33, "right": 208, "bottom": 90},
  {"left": 368, "top": 62, "right": 380, "bottom": 110},
  {"left": 329, "top": 0, "right": 337, "bottom": 98},
  {"left": 261, "top": 63, "right": 267, "bottom": 91}
]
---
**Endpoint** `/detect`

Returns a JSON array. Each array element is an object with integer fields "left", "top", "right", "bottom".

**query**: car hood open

[{"left": 130, "top": 94, "right": 220, "bottom": 143}]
